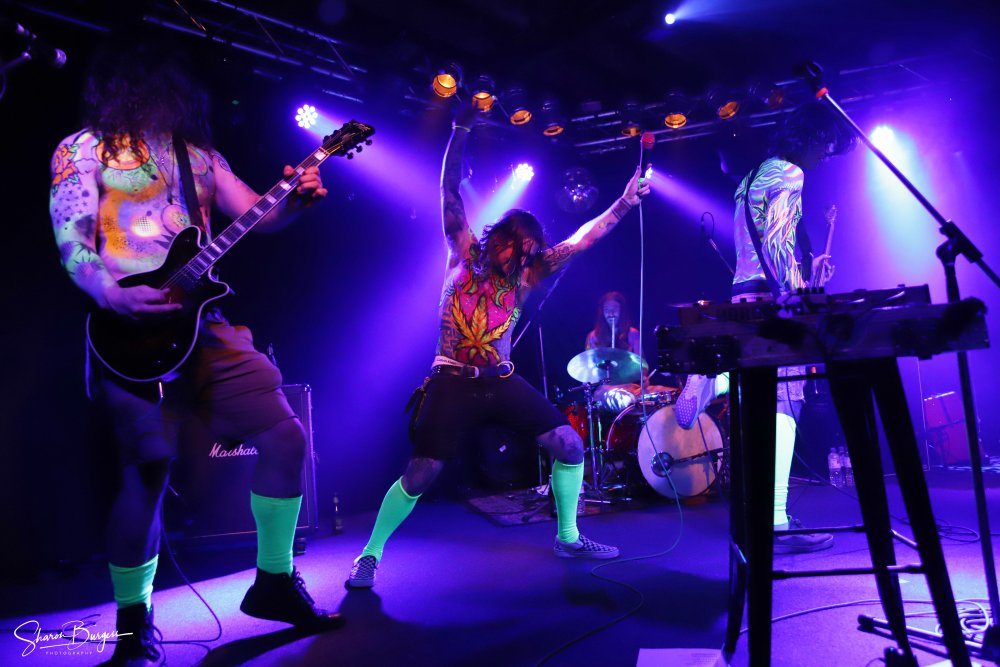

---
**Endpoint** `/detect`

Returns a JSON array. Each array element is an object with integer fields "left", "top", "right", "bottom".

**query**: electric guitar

[
  {"left": 87, "top": 120, "right": 376, "bottom": 382},
  {"left": 809, "top": 203, "right": 837, "bottom": 288}
]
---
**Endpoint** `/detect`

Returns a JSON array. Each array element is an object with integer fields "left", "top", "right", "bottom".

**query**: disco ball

[{"left": 556, "top": 167, "right": 599, "bottom": 213}]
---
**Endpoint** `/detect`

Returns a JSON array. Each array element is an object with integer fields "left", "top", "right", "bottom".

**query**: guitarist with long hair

[
  {"left": 49, "top": 40, "right": 341, "bottom": 665},
  {"left": 673, "top": 101, "right": 855, "bottom": 554}
]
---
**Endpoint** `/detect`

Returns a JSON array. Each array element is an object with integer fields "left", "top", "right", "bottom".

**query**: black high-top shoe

[
  {"left": 240, "top": 568, "right": 344, "bottom": 631},
  {"left": 100, "top": 603, "right": 161, "bottom": 666}
]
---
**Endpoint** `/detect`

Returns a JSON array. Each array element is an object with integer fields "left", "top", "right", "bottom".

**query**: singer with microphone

[
  {"left": 674, "top": 101, "right": 855, "bottom": 554},
  {"left": 347, "top": 102, "right": 650, "bottom": 590}
]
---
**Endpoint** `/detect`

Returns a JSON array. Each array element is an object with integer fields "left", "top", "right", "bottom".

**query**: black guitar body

[{"left": 86, "top": 226, "right": 230, "bottom": 382}]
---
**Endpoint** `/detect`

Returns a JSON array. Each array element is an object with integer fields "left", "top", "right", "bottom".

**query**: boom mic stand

[
  {"left": 701, "top": 212, "right": 735, "bottom": 276},
  {"left": 799, "top": 61, "right": 1000, "bottom": 662},
  {"left": 513, "top": 266, "right": 569, "bottom": 492}
]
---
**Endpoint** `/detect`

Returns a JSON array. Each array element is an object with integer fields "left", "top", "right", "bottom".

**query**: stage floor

[{"left": 3, "top": 474, "right": 998, "bottom": 666}]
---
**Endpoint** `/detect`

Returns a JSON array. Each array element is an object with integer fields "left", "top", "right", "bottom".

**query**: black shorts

[
  {"left": 410, "top": 372, "right": 569, "bottom": 460},
  {"left": 92, "top": 320, "right": 297, "bottom": 464}
]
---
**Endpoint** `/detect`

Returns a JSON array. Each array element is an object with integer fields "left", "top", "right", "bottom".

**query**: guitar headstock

[
  {"left": 824, "top": 202, "right": 838, "bottom": 225},
  {"left": 321, "top": 120, "right": 376, "bottom": 159}
]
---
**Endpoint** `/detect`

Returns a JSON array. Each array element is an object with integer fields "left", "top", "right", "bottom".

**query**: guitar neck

[
  {"left": 183, "top": 149, "right": 329, "bottom": 278},
  {"left": 823, "top": 221, "right": 835, "bottom": 257}
]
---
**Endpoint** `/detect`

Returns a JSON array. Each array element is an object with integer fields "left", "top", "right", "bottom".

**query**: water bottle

[
  {"left": 839, "top": 447, "right": 854, "bottom": 488},
  {"left": 827, "top": 447, "right": 843, "bottom": 488},
  {"left": 332, "top": 493, "right": 344, "bottom": 535}
]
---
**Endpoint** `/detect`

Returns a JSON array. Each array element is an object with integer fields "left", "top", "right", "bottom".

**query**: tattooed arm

[
  {"left": 212, "top": 150, "right": 327, "bottom": 234},
  {"left": 540, "top": 166, "right": 649, "bottom": 276},
  {"left": 441, "top": 120, "right": 475, "bottom": 268},
  {"left": 49, "top": 132, "right": 180, "bottom": 318}
]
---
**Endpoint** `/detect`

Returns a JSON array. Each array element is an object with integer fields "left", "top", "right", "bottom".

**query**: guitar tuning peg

[
  {"left": 356, "top": 145, "right": 363, "bottom": 152},
  {"left": 346, "top": 152, "right": 354, "bottom": 159},
  {"left": 365, "top": 139, "right": 373, "bottom": 145}
]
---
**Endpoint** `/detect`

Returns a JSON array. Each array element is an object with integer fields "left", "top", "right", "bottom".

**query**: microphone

[
  {"left": 1, "top": 19, "right": 67, "bottom": 69},
  {"left": 639, "top": 131, "right": 655, "bottom": 171},
  {"left": 650, "top": 452, "right": 673, "bottom": 477}
]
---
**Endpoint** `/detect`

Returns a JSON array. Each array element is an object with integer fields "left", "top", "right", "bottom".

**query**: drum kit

[{"left": 562, "top": 347, "right": 727, "bottom": 500}]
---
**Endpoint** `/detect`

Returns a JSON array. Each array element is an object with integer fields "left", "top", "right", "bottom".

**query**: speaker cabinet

[{"left": 165, "top": 384, "right": 319, "bottom": 542}]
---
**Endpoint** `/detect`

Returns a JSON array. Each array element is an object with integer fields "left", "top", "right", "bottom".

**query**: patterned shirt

[{"left": 732, "top": 157, "right": 806, "bottom": 293}]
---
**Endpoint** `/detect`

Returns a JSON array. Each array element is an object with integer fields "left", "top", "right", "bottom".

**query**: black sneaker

[
  {"left": 240, "top": 568, "right": 344, "bottom": 630},
  {"left": 99, "top": 603, "right": 161, "bottom": 666},
  {"left": 774, "top": 517, "right": 834, "bottom": 554}
]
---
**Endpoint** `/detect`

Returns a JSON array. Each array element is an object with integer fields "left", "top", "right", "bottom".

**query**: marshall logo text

[{"left": 209, "top": 442, "right": 259, "bottom": 458}]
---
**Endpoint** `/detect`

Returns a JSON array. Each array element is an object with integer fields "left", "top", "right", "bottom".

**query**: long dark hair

[
  {"left": 476, "top": 208, "right": 546, "bottom": 286},
  {"left": 592, "top": 291, "right": 633, "bottom": 349},
  {"left": 82, "top": 39, "right": 212, "bottom": 163},
  {"left": 771, "top": 101, "right": 856, "bottom": 165}
]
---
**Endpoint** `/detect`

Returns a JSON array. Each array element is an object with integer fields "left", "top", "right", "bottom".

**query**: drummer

[{"left": 583, "top": 292, "right": 674, "bottom": 412}]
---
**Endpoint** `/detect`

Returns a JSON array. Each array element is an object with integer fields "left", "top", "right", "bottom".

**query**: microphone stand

[
  {"left": 701, "top": 212, "right": 735, "bottom": 276},
  {"left": 513, "top": 266, "right": 569, "bottom": 492},
  {"left": 802, "top": 63, "right": 1000, "bottom": 662}
]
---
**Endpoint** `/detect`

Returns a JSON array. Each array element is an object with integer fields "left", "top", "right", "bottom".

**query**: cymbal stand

[{"left": 572, "top": 379, "right": 611, "bottom": 504}]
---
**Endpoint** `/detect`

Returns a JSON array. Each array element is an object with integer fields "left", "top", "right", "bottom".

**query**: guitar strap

[
  {"left": 172, "top": 135, "right": 210, "bottom": 242},
  {"left": 742, "top": 164, "right": 783, "bottom": 299}
]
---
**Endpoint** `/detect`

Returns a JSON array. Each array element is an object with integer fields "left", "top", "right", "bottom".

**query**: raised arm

[
  {"left": 441, "top": 109, "right": 476, "bottom": 267},
  {"left": 212, "top": 151, "right": 327, "bottom": 234},
  {"left": 541, "top": 166, "right": 649, "bottom": 275}
]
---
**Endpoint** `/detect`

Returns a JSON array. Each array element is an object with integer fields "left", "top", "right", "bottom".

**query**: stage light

[
  {"left": 717, "top": 99, "right": 740, "bottom": 120},
  {"left": 432, "top": 63, "right": 462, "bottom": 98},
  {"left": 644, "top": 164, "right": 653, "bottom": 180},
  {"left": 295, "top": 104, "right": 318, "bottom": 128},
  {"left": 513, "top": 163, "right": 534, "bottom": 183},
  {"left": 540, "top": 100, "right": 566, "bottom": 136},
  {"left": 708, "top": 90, "right": 742, "bottom": 120},
  {"left": 504, "top": 87, "right": 532, "bottom": 125},
  {"left": 871, "top": 125, "right": 895, "bottom": 150},
  {"left": 470, "top": 75, "right": 495, "bottom": 112},
  {"left": 749, "top": 81, "right": 786, "bottom": 111},
  {"left": 663, "top": 92, "right": 691, "bottom": 129},
  {"left": 665, "top": 13, "right": 676, "bottom": 25},
  {"left": 620, "top": 101, "right": 641, "bottom": 136}
]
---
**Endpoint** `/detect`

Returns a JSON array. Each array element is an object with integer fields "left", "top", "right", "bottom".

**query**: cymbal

[{"left": 566, "top": 347, "right": 648, "bottom": 384}]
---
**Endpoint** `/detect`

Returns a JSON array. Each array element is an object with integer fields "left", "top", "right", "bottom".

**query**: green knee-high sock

[
  {"left": 551, "top": 461, "right": 584, "bottom": 544},
  {"left": 250, "top": 492, "right": 302, "bottom": 575},
  {"left": 774, "top": 413, "right": 798, "bottom": 526},
  {"left": 109, "top": 556, "right": 158, "bottom": 611},
  {"left": 361, "top": 478, "right": 420, "bottom": 562}
]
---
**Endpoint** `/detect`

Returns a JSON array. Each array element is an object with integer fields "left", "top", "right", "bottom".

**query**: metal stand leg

[
  {"left": 870, "top": 359, "right": 972, "bottom": 666},
  {"left": 724, "top": 370, "right": 747, "bottom": 660},
  {"left": 827, "top": 361, "right": 914, "bottom": 659},
  {"left": 740, "top": 367, "right": 778, "bottom": 667}
]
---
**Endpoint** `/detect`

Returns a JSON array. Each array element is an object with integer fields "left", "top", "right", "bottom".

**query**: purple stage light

[
  {"left": 513, "top": 163, "right": 534, "bottom": 183},
  {"left": 295, "top": 104, "right": 318, "bottom": 129},
  {"left": 665, "top": 13, "right": 676, "bottom": 25}
]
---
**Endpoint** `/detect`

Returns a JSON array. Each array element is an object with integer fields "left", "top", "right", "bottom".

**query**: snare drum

[{"left": 605, "top": 403, "right": 724, "bottom": 498}]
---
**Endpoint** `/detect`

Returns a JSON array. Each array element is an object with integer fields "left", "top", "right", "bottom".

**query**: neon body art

[{"left": 50, "top": 132, "right": 216, "bottom": 290}]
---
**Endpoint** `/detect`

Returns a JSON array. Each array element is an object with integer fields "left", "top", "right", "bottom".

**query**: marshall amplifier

[{"left": 164, "top": 384, "right": 320, "bottom": 543}]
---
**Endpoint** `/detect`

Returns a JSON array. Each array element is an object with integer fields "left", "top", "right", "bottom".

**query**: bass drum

[{"left": 608, "top": 404, "right": 724, "bottom": 499}]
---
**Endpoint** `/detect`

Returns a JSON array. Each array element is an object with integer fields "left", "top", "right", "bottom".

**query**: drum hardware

[
  {"left": 566, "top": 347, "right": 646, "bottom": 502},
  {"left": 605, "top": 403, "right": 726, "bottom": 499}
]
